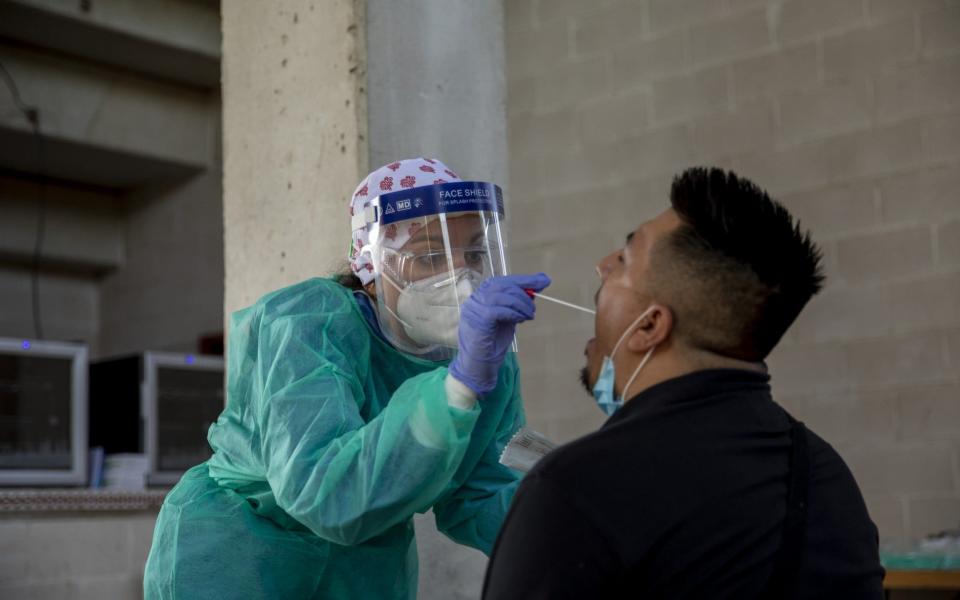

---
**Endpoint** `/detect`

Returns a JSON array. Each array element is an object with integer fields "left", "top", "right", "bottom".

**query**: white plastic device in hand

[{"left": 499, "top": 427, "right": 558, "bottom": 473}]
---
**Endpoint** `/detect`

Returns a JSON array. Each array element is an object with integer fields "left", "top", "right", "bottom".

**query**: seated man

[{"left": 483, "top": 168, "right": 884, "bottom": 599}]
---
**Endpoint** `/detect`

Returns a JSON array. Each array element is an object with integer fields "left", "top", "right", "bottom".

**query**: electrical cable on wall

[{"left": 0, "top": 60, "right": 46, "bottom": 340}]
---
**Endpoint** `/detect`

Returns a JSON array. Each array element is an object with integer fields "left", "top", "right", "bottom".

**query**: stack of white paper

[{"left": 102, "top": 453, "right": 149, "bottom": 490}]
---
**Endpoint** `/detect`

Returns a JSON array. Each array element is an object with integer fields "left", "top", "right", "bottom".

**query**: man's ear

[
  {"left": 364, "top": 281, "right": 377, "bottom": 298},
  {"left": 625, "top": 304, "right": 673, "bottom": 353}
]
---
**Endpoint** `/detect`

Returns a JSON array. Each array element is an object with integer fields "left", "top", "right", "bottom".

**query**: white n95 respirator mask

[{"left": 384, "top": 268, "right": 482, "bottom": 349}]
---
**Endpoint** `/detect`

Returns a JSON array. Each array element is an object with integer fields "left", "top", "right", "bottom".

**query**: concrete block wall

[
  {"left": 0, "top": 0, "right": 224, "bottom": 360},
  {"left": 98, "top": 162, "right": 224, "bottom": 358},
  {"left": 0, "top": 267, "right": 101, "bottom": 352},
  {"left": 506, "top": 0, "right": 960, "bottom": 547},
  {"left": 0, "top": 511, "right": 158, "bottom": 600}
]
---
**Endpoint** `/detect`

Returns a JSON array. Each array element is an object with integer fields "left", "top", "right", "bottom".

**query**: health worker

[{"left": 143, "top": 157, "right": 551, "bottom": 599}]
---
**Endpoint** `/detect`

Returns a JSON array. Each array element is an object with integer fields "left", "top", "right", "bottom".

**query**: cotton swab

[{"left": 524, "top": 290, "right": 596, "bottom": 315}]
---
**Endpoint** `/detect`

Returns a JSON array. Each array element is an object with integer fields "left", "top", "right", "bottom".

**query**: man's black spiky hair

[{"left": 663, "top": 167, "right": 824, "bottom": 360}]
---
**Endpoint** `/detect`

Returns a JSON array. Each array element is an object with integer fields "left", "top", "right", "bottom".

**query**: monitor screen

[
  {"left": 0, "top": 354, "right": 73, "bottom": 470},
  {"left": 155, "top": 366, "right": 224, "bottom": 472}
]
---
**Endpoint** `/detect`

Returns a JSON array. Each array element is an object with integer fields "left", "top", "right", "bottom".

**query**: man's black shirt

[{"left": 483, "top": 369, "right": 884, "bottom": 599}]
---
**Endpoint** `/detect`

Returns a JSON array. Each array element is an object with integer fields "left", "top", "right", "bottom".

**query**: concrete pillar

[
  {"left": 366, "top": 0, "right": 509, "bottom": 188},
  {"left": 222, "top": 0, "right": 367, "bottom": 316},
  {"left": 365, "top": 2, "right": 508, "bottom": 597}
]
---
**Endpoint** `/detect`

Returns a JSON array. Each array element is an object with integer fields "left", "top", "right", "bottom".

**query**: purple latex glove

[{"left": 449, "top": 273, "right": 551, "bottom": 395}]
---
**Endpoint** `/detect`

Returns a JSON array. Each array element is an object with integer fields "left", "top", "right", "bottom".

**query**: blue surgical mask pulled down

[{"left": 592, "top": 306, "right": 657, "bottom": 416}]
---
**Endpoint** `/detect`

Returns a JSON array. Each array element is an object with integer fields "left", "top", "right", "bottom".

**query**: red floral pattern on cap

[{"left": 348, "top": 158, "right": 465, "bottom": 286}]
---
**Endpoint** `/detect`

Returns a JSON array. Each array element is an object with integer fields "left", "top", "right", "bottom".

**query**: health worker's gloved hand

[{"left": 449, "top": 273, "right": 551, "bottom": 395}]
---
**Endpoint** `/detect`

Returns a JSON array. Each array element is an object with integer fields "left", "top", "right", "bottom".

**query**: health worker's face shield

[{"left": 353, "top": 181, "right": 509, "bottom": 361}]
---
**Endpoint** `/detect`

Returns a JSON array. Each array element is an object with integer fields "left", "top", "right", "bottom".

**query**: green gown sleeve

[
  {"left": 255, "top": 309, "right": 481, "bottom": 546},
  {"left": 431, "top": 363, "right": 526, "bottom": 555}
]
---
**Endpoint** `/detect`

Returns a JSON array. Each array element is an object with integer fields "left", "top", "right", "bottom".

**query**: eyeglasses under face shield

[{"left": 381, "top": 246, "right": 494, "bottom": 288}]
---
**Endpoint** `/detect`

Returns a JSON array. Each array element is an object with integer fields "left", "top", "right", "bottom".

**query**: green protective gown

[{"left": 143, "top": 277, "right": 525, "bottom": 599}]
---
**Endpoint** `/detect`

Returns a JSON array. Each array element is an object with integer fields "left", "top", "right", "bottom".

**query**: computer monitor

[
  {"left": 89, "top": 352, "right": 224, "bottom": 487},
  {"left": 0, "top": 338, "right": 88, "bottom": 486}
]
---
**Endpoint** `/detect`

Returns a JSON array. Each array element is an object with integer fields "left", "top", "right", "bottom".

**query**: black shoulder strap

[{"left": 763, "top": 419, "right": 810, "bottom": 598}]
